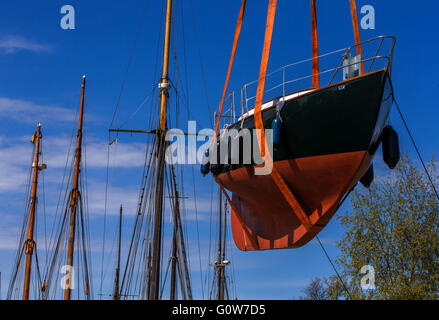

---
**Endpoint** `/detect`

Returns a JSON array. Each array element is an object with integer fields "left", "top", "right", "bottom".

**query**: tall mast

[
  {"left": 64, "top": 75, "right": 86, "bottom": 300},
  {"left": 113, "top": 205, "right": 123, "bottom": 300},
  {"left": 149, "top": 0, "right": 172, "bottom": 300},
  {"left": 170, "top": 185, "right": 180, "bottom": 300},
  {"left": 158, "top": 0, "right": 173, "bottom": 132},
  {"left": 216, "top": 189, "right": 224, "bottom": 300},
  {"left": 221, "top": 196, "right": 228, "bottom": 299},
  {"left": 22, "top": 124, "right": 42, "bottom": 300},
  {"left": 211, "top": 188, "right": 230, "bottom": 300}
]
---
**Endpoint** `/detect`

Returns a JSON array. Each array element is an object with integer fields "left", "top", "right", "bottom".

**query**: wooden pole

[
  {"left": 150, "top": 0, "right": 172, "bottom": 300},
  {"left": 64, "top": 76, "right": 86, "bottom": 300},
  {"left": 170, "top": 189, "right": 179, "bottom": 300},
  {"left": 217, "top": 189, "right": 223, "bottom": 300},
  {"left": 22, "top": 124, "right": 42, "bottom": 300},
  {"left": 220, "top": 195, "right": 228, "bottom": 299},
  {"left": 159, "top": 0, "right": 173, "bottom": 131}
]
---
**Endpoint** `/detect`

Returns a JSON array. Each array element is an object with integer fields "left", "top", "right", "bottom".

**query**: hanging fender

[
  {"left": 381, "top": 125, "right": 400, "bottom": 169},
  {"left": 200, "top": 149, "right": 210, "bottom": 176},
  {"left": 360, "top": 163, "right": 374, "bottom": 188},
  {"left": 210, "top": 140, "right": 224, "bottom": 175}
]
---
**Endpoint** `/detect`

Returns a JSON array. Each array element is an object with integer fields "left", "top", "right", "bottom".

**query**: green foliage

[{"left": 327, "top": 155, "right": 439, "bottom": 299}]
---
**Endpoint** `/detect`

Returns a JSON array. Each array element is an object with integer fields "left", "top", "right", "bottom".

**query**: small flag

[
  {"left": 30, "top": 133, "right": 36, "bottom": 144},
  {"left": 109, "top": 139, "right": 117, "bottom": 146}
]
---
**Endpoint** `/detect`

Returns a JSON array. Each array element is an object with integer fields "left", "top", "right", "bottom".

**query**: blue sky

[{"left": 0, "top": 0, "right": 438, "bottom": 300}]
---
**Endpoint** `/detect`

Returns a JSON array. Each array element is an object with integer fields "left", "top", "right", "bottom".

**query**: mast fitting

[{"left": 158, "top": 81, "right": 171, "bottom": 95}]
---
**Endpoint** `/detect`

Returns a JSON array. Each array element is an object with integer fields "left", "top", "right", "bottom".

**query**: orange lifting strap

[
  {"left": 253, "top": 0, "right": 277, "bottom": 157},
  {"left": 253, "top": 0, "right": 319, "bottom": 233},
  {"left": 213, "top": 0, "right": 247, "bottom": 142},
  {"left": 349, "top": 0, "right": 365, "bottom": 75},
  {"left": 311, "top": 0, "right": 319, "bottom": 88},
  {"left": 215, "top": 0, "right": 367, "bottom": 243}
]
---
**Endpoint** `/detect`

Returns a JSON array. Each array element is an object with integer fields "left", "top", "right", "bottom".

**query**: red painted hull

[{"left": 217, "top": 151, "right": 372, "bottom": 251}]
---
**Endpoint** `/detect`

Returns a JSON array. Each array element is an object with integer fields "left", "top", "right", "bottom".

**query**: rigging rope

[
  {"left": 189, "top": 0, "right": 214, "bottom": 128},
  {"left": 7, "top": 139, "right": 34, "bottom": 299},
  {"left": 103, "top": 0, "right": 155, "bottom": 298},
  {"left": 393, "top": 97, "right": 439, "bottom": 202},
  {"left": 315, "top": 235, "right": 352, "bottom": 300},
  {"left": 109, "top": 0, "right": 150, "bottom": 128}
]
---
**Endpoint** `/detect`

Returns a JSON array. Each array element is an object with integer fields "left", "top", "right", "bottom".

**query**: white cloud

[
  {"left": 0, "top": 211, "right": 25, "bottom": 251},
  {"left": 0, "top": 134, "right": 147, "bottom": 192},
  {"left": 0, "top": 98, "right": 76, "bottom": 125},
  {"left": 0, "top": 35, "right": 52, "bottom": 54},
  {"left": 0, "top": 141, "right": 30, "bottom": 192},
  {"left": 78, "top": 179, "right": 213, "bottom": 221},
  {"left": 41, "top": 136, "right": 147, "bottom": 169}
]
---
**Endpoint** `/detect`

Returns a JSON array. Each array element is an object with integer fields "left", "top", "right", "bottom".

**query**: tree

[
  {"left": 326, "top": 155, "right": 439, "bottom": 299},
  {"left": 300, "top": 277, "right": 329, "bottom": 300}
]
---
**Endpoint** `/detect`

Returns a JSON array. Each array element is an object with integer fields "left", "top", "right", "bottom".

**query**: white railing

[{"left": 218, "top": 36, "right": 396, "bottom": 126}]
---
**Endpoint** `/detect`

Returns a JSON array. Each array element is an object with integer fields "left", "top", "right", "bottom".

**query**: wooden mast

[
  {"left": 213, "top": 189, "right": 229, "bottom": 300},
  {"left": 22, "top": 124, "right": 42, "bottom": 300},
  {"left": 221, "top": 196, "right": 228, "bottom": 299},
  {"left": 170, "top": 188, "right": 179, "bottom": 300},
  {"left": 64, "top": 75, "right": 86, "bottom": 300},
  {"left": 149, "top": 0, "right": 172, "bottom": 300},
  {"left": 113, "top": 205, "right": 123, "bottom": 300},
  {"left": 216, "top": 189, "right": 224, "bottom": 300},
  {"left": 158, "top": 0, "right": 173, "bottom": 132}
]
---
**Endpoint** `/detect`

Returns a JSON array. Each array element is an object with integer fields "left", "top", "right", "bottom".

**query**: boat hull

[{"left": 217, "top": 69, "right": 393, "bottom": 251}]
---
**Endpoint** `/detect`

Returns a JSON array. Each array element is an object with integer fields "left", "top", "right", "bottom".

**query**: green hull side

[
  {"left": 217, "top": 70, "right": 391, "bottom": 174},
  {"left": 277, "top": 70, "right": 390, "bottom": 159}
]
